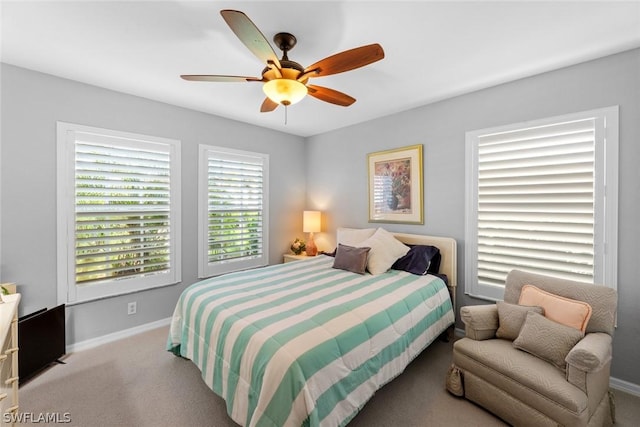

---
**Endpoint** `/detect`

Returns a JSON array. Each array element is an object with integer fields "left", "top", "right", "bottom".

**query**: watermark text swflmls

[{"left": 3, "top": 412, "right": 71, "bottom": 423}]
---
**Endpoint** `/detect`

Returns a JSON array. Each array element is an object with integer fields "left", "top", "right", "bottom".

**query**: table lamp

[{"left": 303, "top": 210, "right": 321, "bottom": 256}]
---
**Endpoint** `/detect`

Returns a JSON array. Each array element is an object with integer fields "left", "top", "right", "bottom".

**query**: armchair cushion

[
  {"left": 453, "top": 338, "right": 588, "bottom": 419},
  {"left": 496, "top": 301, "right": 544, "bottom": 340},
  {"left": 513, "top": 311, "right": 584, "bottom": 370}
]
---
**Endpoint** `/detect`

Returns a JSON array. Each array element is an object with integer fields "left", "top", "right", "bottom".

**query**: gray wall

[
  {"left": 306, "top": 49, "right": 640, "bottom": 385},
  {"left": 2, "top": 48, "right": 639, "bottom": 386},
  {"left": 0, "top": 64, "right": 307, "bottom": 344}
]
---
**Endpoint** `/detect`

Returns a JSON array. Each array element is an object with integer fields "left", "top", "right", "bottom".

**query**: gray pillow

[
  {"left": 513, "top": 311, "right": 584, "bottom": 371},
  {"left": 332, "top": 244, "right": 371, "bottom": 274},
  {"left": 496, "top": 301, "right": 544, "bottom": 340}
]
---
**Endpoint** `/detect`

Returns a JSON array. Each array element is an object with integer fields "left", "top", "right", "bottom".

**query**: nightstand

[{"left": 283, "top": 253, "right": 311, "bottom": 263}]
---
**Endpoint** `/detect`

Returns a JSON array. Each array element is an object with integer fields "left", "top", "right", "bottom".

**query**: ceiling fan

[{"left": 181, "top": 10, "right": 385, "bottom": 112}]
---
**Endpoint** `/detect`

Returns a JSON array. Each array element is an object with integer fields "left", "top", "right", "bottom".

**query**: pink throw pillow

[{"left": 518, "top": 284, "right": 592, "bottom": 332}]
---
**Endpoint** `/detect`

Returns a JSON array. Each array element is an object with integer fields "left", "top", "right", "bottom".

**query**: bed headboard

[{"left": 392, "top": 233, "right": 457, "bottom": 312}]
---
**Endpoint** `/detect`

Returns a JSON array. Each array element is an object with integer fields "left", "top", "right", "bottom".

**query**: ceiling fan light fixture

[
  {"left": 263, "top": 78, "right": 308, "bottom": 106},
  {"left": 183, "top": 11, "right": 385, "bottom": 112}
]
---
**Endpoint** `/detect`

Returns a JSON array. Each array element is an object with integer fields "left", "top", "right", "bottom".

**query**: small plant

[
  {"left": 290, "top": 238, "right": 306, "bottom": 255},
  {"left": 0, "top": 286, "right": 8, "bottom": 296}
]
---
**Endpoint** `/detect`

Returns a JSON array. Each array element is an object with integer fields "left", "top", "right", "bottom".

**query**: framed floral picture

[{"left": 367, "top": 144, "right": 423, "bottom": 224}]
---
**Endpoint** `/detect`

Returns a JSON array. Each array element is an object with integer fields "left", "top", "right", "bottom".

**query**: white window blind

[
  {"left": 75, "top": 140, "right": 172, "bottom": 283},
  {"left": 465, "top": 107, "right": 618, "bottom": 300},
  {"left": 57, "top": 123, "right": 181, "bottom": 304},
  {"left": 199, "top": 145, "right": 269, "bottom": 278}
]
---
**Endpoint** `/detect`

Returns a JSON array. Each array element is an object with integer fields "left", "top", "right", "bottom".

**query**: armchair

[{"left": 450, "top": 270, "right": 617, "bottom": 427}]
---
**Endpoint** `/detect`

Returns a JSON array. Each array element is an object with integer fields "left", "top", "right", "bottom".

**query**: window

[
  {"left": 57, "top": 122, "right": 181, "bottom": 304},
  {"left": 465, "top": 107, "right": 618, "bottom": 300},
  {"left": 198, "top": 145, "right": 269, "bottom": 278}
]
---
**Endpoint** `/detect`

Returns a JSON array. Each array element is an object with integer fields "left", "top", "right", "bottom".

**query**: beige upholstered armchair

[{"left": 450, "top": 270, "right": 617, "bottom": 427}]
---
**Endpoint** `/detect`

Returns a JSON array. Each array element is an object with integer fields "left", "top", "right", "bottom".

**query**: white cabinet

[{"left": 0, "top": 294, "right": 20, "bottom": 426}]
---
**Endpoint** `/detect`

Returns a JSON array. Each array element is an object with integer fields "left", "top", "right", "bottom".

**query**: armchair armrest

[
  {"left": 460, "top": 305, "right": 498, "bottom": 341},
  {"left": 566, "top": 333, "right": 613, "bottom": 396},
  {"left": 566, "top": 332, "right": 612, "bottom": 372}
]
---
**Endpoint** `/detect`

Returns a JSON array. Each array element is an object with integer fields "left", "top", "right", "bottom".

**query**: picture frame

[{"left": 367, "top": 144, "right": 423, "bottom": 224}]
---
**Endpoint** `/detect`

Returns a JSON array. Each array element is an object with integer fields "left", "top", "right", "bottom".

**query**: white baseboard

[
  {"left": 610, "top": 376, "right": 640, "bottom": 397},
  {"left": 66, "top": 317, "right": 172, "bottom": 354},
  {"left": 452, "top": 327, "right": 640, "bottom": 396}
]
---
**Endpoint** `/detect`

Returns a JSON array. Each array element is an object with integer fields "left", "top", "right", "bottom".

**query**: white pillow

[
  {"left": 336, "top": 227, "right": 377, "bottom": 247},
  {"left": 357, "top": 228, "right": 410, "bottom": 275}
]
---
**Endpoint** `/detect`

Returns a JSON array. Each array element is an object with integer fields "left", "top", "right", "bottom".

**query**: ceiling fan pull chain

[{"left": 284, "top": 105, "right": 288, "bottom": 125}]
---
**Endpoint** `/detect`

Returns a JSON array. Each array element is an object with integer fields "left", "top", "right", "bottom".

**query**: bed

[{"left": 167, "top": 232, "right": 456, "bottom": 427}]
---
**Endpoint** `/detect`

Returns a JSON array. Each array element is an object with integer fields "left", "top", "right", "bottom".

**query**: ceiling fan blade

[
  {"left": 304, "top": 44, "right": 384, "bottom": 78},
  {"left": 307, "top": 85, "right": 356, "bottom": 107},
  {"left": 260, "top": 97, "right": 279, "bottom": 113},
  {"left": 181, "top": 75, "right": 262, "bottom": 82},
  {"left": 220, "top": 10, "right": 281, "bottom": 69}
]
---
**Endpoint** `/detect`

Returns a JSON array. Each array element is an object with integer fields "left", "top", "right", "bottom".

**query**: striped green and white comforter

[{"left": 167, "top": 255, "right": 454, "bottom": 427}]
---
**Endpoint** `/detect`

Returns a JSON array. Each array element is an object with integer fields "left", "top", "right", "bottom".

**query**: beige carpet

[{"left": 18, "top": 325, "right": 640, "bottom": 426}]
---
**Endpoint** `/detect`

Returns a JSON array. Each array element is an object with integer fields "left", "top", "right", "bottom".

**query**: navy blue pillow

[
  {"left": 391, "top": 245, "right": 441, "bottom": 275},
  {"left": 321, "top": 248, "right": 337, "bottom": 257}
]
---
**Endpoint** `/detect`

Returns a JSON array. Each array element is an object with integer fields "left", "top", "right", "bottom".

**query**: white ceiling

[{"left": 2, "top": 1, "right": 640, "bottom": 137}]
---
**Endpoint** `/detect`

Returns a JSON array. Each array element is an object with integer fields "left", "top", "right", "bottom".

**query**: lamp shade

[
  {"left": 303, "top": 210, "right": 321, "bottom": 233},
  {"left": 263, "top": 78, "right": 308, "bottom": 106}
]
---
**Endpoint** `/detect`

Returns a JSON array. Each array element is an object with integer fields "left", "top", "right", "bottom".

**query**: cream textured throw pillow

[
  {"left": 513, "top": 311, "right": 584, "bottom": 370},
  {"left": 357, "top": 228, "right": 410, "bottom": 275},
  {"left": 496, "top": 301, "right": 544, "bottom": 341}
]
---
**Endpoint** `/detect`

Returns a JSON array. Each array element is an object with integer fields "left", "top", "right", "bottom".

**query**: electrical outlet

[{"left": 127, "top": 302, "right": 137, "bottom": 315}]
